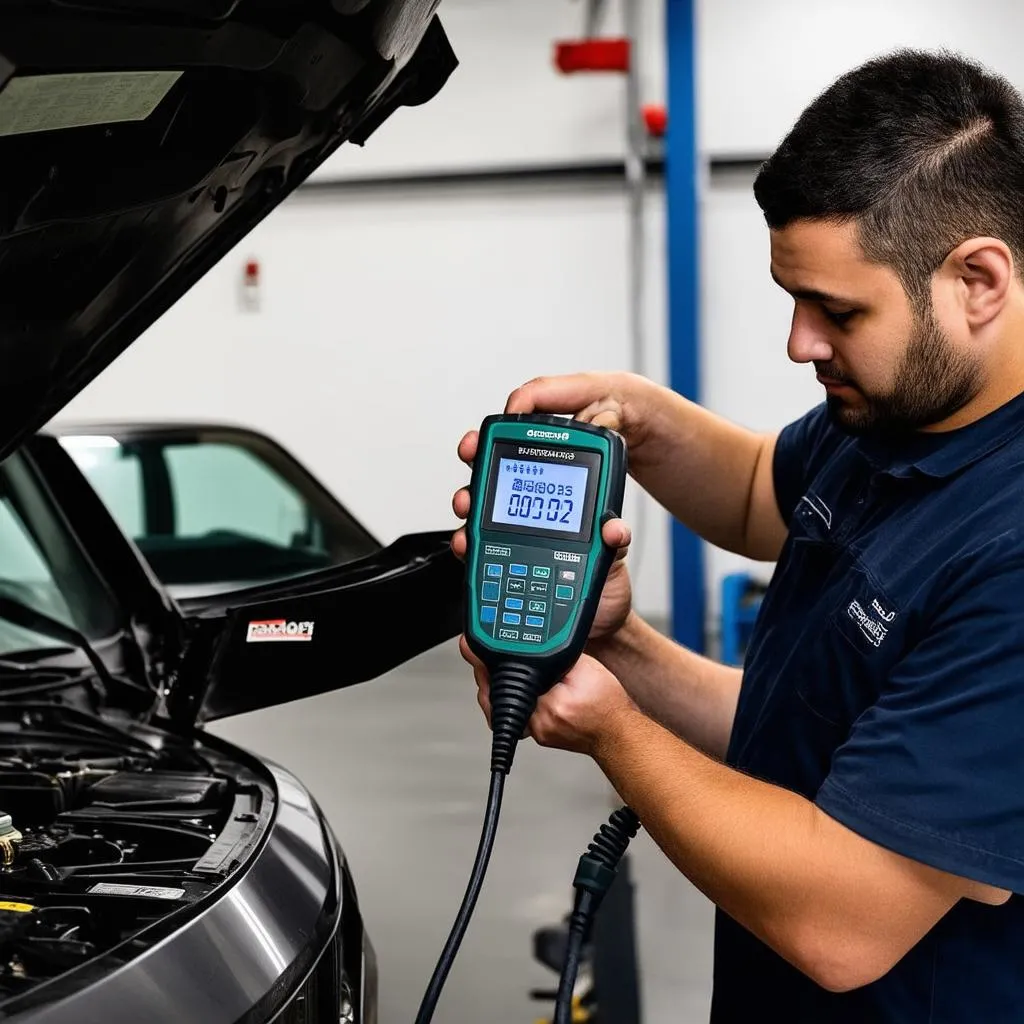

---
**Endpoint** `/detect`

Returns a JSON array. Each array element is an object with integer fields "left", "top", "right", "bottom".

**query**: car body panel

[{"left": 4, "top": 757, "right": 358, "bottom": 1024}]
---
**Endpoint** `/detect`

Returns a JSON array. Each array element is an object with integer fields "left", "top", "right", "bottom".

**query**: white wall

[
  {"left": 57, "top": 0, "right": 1024, "bottom": 637},
  {"left": 699, "top": 0, "right": 1024, "bottom": 156},
  {"left": 312, "top": 0, "right": 666, "bottom": 180},
  {"left": 58, "top": 179, "right": 672, "bottom": 619}
]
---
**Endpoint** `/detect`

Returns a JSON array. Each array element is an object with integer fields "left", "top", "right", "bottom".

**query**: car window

[
  {"left": 60, "top": 431, "right": 379, "bottom": 592},
  {"left": 165, "top": 444, "right": 319, "bottom": 551}
]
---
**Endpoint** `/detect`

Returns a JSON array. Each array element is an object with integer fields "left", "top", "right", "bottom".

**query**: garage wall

[
  {"left": 56, "top": 0, "right": 1024, "bottom": 634},
  {"left": 58, "top": 179, "right": 673, "bottom": 618},
  {"left": 311, "top": 0, "right": 667, "bottom": 180},
  {"left": 699, "top": 0, "right": 1024, "bottom": 158}
]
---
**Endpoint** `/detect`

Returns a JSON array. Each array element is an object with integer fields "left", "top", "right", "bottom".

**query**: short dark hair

[{"left": 753, "top": 50, "right": 1024, "bottom": 308}]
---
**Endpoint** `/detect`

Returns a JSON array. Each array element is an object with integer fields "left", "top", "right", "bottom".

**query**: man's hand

[{"left": 459, "top": 640, "right": 637, "bottom": 756}]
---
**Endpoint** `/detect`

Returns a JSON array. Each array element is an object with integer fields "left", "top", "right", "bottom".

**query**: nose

[{"left": 787, "top": 305, "right": 834, "bottom": 364}]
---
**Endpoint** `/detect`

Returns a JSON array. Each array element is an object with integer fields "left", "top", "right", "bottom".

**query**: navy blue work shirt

[{"left": 712, "top": 392, "right": 1024, "bottom": 1022}]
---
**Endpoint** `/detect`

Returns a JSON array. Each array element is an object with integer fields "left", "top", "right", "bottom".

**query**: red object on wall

[
  {"left": 643, "top": 104, "right": 668, "bottom": 138},
  {"left": 554, "top": 38, "right": 630, "bottom": 74},
  {"left": 244, "top": 259, "right": 260, "bottom": 284}
]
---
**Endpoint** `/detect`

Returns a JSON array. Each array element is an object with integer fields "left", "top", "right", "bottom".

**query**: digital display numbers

[{"left": 490, "top": 458, "right": 589, "bottom": 534}]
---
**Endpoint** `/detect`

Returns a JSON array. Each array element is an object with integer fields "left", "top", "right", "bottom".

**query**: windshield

[{"left": 0, "top": 452, "right": 121, "bottom": 656}]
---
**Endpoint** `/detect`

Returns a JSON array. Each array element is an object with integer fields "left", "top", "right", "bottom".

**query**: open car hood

[{"left": 0, "top": 0, "right": 455, "bottom": 461}]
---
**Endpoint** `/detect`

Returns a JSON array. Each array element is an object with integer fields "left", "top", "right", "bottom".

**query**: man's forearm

[
  {"left": 591, "top": 709, "right": 961, "bottom": 993},
  {"left": 588, "top": 612, "right": 741, "bottom": 760},
  {"left": 628, "top": 384, "right": 781, "bottom": 560}
]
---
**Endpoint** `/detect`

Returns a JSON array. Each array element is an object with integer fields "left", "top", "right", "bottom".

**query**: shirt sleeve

[
  {"left": 815, "top": 545, "right": 1024, "bottom": 892},
  {"left": 771, "top": 403, "right": 844, "bottom": 524}
]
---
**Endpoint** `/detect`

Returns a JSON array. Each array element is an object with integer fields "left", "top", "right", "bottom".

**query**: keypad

[{"left": 478, "top": 542, "right": 587, "bottom": 646}]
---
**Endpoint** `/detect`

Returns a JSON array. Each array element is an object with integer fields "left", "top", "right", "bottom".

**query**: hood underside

[{"left": 0, "top": 0, "right": 455, "bottom": 463}]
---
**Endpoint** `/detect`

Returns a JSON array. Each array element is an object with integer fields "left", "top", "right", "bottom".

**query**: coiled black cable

[
  {"left": 554, "top": 806, "right": 642, "bottom": 1024},
  {"left": 414, "top": 662, "right": 544, "bottom": 1024}
]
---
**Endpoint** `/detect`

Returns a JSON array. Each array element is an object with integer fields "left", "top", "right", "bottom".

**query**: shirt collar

[{"left": 857, "top": 389, "right": 1024, "bottom": 480}]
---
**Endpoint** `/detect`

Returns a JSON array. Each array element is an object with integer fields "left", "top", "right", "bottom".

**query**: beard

[{"left": 819, "top": 306, "right": 984, "bottom": 437}]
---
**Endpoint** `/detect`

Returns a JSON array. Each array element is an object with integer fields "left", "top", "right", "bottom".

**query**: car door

[{"left": 39, "top": 425, "right": 464, "bottom": 723}]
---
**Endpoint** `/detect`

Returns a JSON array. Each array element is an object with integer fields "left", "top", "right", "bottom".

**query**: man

[{"left": 452, "top": 50, "right": 1024, "bottom": 1021}]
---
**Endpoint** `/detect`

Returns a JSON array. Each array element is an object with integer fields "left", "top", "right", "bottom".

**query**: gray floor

[{"left": 209, "top": 640, "right": 715, "bottom": 1023}]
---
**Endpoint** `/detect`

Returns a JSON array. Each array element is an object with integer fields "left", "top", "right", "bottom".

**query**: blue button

[
  {"left": 481, "top": 581, "right": 500, "bottom": 602},
  {"left": 480, "top": 605, "right": 497, "bottom": 624},
  {"left": 509, "top": 564, "right": 528, "bottom": 576},
  {"left": 505, "top": 597, "right": 524, "bottom": 611},
  {"left": 502, "top": 612, "right": 521, "bottom": 625},
  {"left": 485, "top": 563, "right": 503, "bottom": 578},
  {"left": 555, "top": 585, "right": 575, "bottom": 601},
  {"left": 525, "top": 615, "right": 544, "bottom": 628}
]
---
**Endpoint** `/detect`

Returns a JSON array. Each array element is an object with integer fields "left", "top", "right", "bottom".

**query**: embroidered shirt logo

[{"left": 847, "top": 599, "right": 890, "bottom": 648}]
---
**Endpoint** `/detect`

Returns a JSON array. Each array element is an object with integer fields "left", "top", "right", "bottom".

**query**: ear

[{"left": 941, "top": 237, "right": 1013, "bottom": 329}]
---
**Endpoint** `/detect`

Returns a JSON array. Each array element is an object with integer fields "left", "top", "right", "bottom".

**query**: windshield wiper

[{"left": 0, "top": 596, "right": 123, "bottom": 697}]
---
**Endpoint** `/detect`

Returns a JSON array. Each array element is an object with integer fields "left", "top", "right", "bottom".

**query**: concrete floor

[{"left": 210, "top": 639, "right": 715, "bottom": 1023}]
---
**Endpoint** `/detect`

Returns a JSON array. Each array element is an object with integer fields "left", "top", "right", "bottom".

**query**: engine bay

[{"left": 0, "top": 703, "right": 270, "bottom": 1003}]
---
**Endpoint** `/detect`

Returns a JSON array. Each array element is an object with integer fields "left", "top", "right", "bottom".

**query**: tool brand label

[
  {"left": 246, "top": 619, "right": 315, "bottom": 643},
  {"left": 553, "top": 551, "right": 582, "bottom": 563},
  {"left": 517, "top": 446, "right": 576, "bottom": 461},
  {"left": 485, "top": 544, "right": 511, "bottom": 556},
  {"left": 90, "top": 883, "right": 184, "bottom": 900},
  {"left": 526, "top": 429, "right": 570, "bottom": 441}
]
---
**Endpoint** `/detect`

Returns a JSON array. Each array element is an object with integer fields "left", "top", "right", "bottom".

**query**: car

[
  {"left": 0, "top": 4, "right": 462, "bottom": 1023},
  {"left": 53, "top": 422, "right": 384, "bottom": 601}
]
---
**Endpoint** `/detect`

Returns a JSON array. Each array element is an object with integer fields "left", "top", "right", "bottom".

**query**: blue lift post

[{"left": 665, "top": 0, "right": 704, "bottom": 651}]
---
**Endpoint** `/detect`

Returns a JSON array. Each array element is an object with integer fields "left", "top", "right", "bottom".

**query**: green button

[
  {"left": 555, "top": 584, "right": 575, "bottom": 601},
  {"left": 532, "top": 566, "right": 551, "bottom": 578}
]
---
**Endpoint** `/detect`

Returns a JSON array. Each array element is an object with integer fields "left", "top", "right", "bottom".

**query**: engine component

[{"left": 0, "top": 815, "right": 22, "bottom": 868}]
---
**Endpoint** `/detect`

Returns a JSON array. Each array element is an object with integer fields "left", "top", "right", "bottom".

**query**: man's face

[{"left": 769, "top": 219, "right": 985, "bottom": 435}]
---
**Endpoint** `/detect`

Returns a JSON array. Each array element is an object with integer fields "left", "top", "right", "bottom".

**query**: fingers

[
  {"left": 460, "top": 636, "right": 492, "bottom": 725},
  {"left": 451, "top": 433, "right": 477, "bottom": 559},
  {"left": 601, "top": 517, "right": 632, "bottom": 552},
  {"left": 449, "top": 527, "right": 467, "bottom": 559},
  {"left": 452, "top": 488, "right": 470, "bottom": 519},
  {"left": 458, "top": 430, "right": 479, "bottom": 466},
  {"left": 505, "top": 373, "right": 612, "bottom": 418},
  {"left": 458, "top": 634, "right": 485, "bottom": 670}
]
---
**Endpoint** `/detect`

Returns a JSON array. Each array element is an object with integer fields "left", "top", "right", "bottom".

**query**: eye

[{"left": 823, "top": 308, "right": 856, "bottom": 326}]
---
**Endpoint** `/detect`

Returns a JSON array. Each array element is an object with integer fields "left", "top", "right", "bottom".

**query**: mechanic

[{"left": 452, "top": 50, "right": 1024, "bottom": 1022}]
